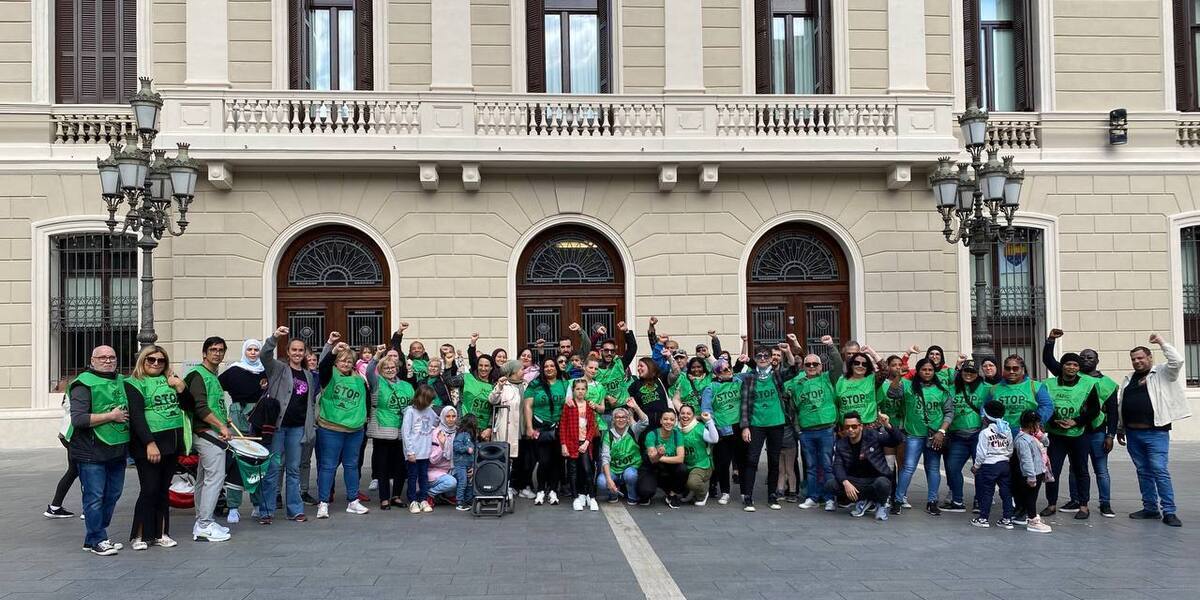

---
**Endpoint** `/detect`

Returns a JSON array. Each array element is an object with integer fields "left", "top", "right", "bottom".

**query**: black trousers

[
  {"left": 512, "top": 438, "right": 534, "bottom": 491},
  {"left": 51, "top": 451, "right": 78, "bottom": 507},
  {"left": 712, "top": 428, "right": 746, "bottom": 496},
  {"left": 131, "top": 453, "right": 176, "bottom": 541},
  {"left": 533, "top": 433, "right": 563, "bottom": 493},
  {"left": 1012, "top": 462, "right": 1045, "bottom": 519},
  {"left": 370, "top": 438, "right": 406, "bottom": 501},
  {"left": 639, "top": 461, "right": 687, "bottom": 500},
  {"left": 564, "top": 452, "right": 595, "bottom": 498},
  {"left": 1046, "top": 433, "right": 1090, "bottom": 506},
  {"left": 825, "top": 475, "right": 891, "bottom": 504},
  {"left": 741, "top": 425, "right": 784, "bottom": 503}
]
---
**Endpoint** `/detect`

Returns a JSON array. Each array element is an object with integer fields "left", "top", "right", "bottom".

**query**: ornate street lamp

[
  {"left": 96, "top": 77, "right": 200, "bottom": 348},
  {"left": 929, "top": 101, "right": 1025, "bottom": 360}
]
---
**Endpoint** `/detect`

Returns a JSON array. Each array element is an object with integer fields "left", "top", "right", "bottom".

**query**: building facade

[{"left": 1, "top": 0, "right": 1199, "bottom": 447}]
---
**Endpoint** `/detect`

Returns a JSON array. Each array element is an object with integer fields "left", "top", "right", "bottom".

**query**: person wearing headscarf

[
  {"left": 488, "top": 361, "right": 525, "bottom": 460},
  {"left": 424, "top": 405, "right": 459, "bottom": 506},
  {"left": 218, "top": 338, "right": 269, "bottom": 523}
]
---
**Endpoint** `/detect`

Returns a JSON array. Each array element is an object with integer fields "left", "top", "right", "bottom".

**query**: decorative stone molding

[
  {"left": 419, "top": 163, "right": 440, "bottom": 191},
  {"left": 207, "top": 161, "right": 234, "bottom": 190},
  {"left": 462, "top": 163, "right": 481, "bottom": 191},
  {"left": 658, "top": 164, "right": 678, "bottom": 192},
  {"left": 698, "top": 164, "right": 719, "bottom": 191}
]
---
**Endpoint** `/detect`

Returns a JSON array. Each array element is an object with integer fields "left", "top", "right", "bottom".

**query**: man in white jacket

[{"left": 1116, "top": 334, "right": 1192, "bottom": 527}]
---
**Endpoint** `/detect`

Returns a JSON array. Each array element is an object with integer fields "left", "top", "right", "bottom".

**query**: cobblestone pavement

[{"left": 2, "top": 444, "right": 1197, "bottom": 600}]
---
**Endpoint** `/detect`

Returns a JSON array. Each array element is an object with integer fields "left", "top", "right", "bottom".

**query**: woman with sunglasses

[
  {"left": 887, "top": 358, "right": 954, "bottom": 516},
  {"left": 701, "top": 358, "right": 743, "bottom": 505},
  {"left": 836, "top": 352, "right": 879, "bottom": 426},
  {"left": 525, "top": 357, "right": 568, "bottom": 506},
  {"left": 738, "top": 344, "right": 795, "bottom": 512},
  {"left": 126, "top": 345, "right": 191, "bottom": 550},
  {"left": 985, "top": 355, "right": 1053, "bottom": 428},
  {"left": 940, "top": 360, "right": 991, "bottom": 512}
]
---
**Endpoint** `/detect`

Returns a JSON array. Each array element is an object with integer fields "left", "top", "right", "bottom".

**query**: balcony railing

[
  {"left": 51, "top": 105, "right": 134, "bottom": 144},
  {"left": 1179, "top": 118, "right": 1200, "bottom": 148},
  {"left": 986, "top": 113, "right": 1041, "bottom": 150}
]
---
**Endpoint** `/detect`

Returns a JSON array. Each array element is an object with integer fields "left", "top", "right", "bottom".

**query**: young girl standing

[
  {"left": 560, "top": 379, "right": 600, "bottom": 511},
  {"left": 453, "top": 414, "right": 479, "bottom": 511},
  {"left": 402, "top": 385, "right": 440, "bottom": 514}
]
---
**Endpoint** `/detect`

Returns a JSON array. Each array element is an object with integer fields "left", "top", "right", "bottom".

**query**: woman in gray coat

[{"left": 256, "top": 326, "right": 318, "bottom": 523}]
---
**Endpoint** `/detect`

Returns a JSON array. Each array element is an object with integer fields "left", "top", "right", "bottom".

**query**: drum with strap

[{"left": 223, "top": 438, "right": 271, "bottom": 495}]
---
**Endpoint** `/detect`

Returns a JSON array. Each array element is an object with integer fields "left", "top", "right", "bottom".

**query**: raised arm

[
  {"left": 1042, "top": 329, "right": 1063, "bottom": 377},
  {"left": 261, "top": 327, "right": 285, "bottom": 376},
  {"left": 467, "top": 333, "right": 480, "bottom": 373},
  {"left": 620, "top": 323, "right": 638, "bottom": 368}
]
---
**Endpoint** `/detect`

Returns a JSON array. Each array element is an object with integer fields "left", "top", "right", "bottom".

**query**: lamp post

[
  {"left": 928, "top": 101, "right": 1025, "bottom": 361},
  {"left": 96, "top": 77, "right": 200, "bottom": 348}
]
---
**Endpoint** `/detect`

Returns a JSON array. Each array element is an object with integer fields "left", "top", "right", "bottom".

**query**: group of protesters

[{"left": 51, "top": 317, "right": 1190, "bottom": 555}]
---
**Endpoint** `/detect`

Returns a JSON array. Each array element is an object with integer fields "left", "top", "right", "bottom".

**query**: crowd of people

[{"left": 50, "top": 318, "right": 1191, "bottom": 556}]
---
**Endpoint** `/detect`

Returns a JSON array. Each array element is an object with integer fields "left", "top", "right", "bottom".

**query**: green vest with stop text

[
  {"left": 596, "top": 359, "right": 628, "bottom": 400},
  {"left": 461, "top": 373, "right": 493, "bottom": 429},
  {"left": 128, "top": 375, "right": 185, "bottom": 433},
  {"left": 187, "top": 365, "right": 227, "bottom": 426},
  {"left": 990, "top": 378, "right": 1041, "bottom": 426},
  {"left": 787, "top": 373, "right": 837, "bottom": 429},
  {"left": 374, "top": 377, "right": 415, "bottom": 430},
  {"left": 319, "top": 370, "right": 368, "bottom": 430},
  {"left": 680, "top": 423, "right": 713, "bottom": 470},
  {"left": 673, "top": 375, "right": 711, "bottom": 413},
  {"left": 901, "top": 379, "right": 950, "bottom": 438},
  {"left": 1044, "top": 377, "right": 1093, "bottom": 437},
  {"left": 749, "top": 375, "right": 785, "bottom": 427},
  {"left": 836, "top": 376, "right": 878, "bottom": 424},
  {"left": 68, "top": 371, "right": 130, "bottom": 446},
  {"left": 605, "top": 429, "right": 642, "bottom": 474},
  {"left": 708, "top": 379, "right": 742, "bottom": 429},
  {"left": 950, "top": 381, "right": 989, "bottom": 432}
]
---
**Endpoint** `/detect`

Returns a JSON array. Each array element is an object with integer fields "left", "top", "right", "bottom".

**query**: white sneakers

[
  {"left": 694, "top": 492, "right": 710, "bottom": 507},
  {"left": 548, "top": 491, "right": 560, "bottom": 505},
  {"left": 87, "top": 540, "right": 120, "bottom": 556},
  {"left": 421, "top": 501, "right": 433, "bottom": 513},
  {"left": 153, "top": 535, "right": 177, "bottom": 548},
  {"left": 368, "top": 479, "right": 379, "bottom": 490},
  {"left": 824, "top": 500, "right": 836, "bottom": 511},
  {"left": 131, "top": 538, "right": 149, "bottom": 551},
  {"left": 408, "top": 501, "right": 421, "bottom": 514},
  {"left": 346, "top": 500, "right": 369, "bottom": 515},
  {"left": 717, "top": 493, "right": 731, "bottom": 505},
  {"left": 192, "top": 523, "right": 231, "bottom": 542},
  {"left": 798, "top": 498, "right": 818, "bottom": 509},
  {"left": 534, "top": 491, "right": 545, "bottom": 505},
  {"left": 316, "top": 502, "right": 330, "bottom": 519},
  {"left": 573, "top": 495, "right": 586, "bottom": 511},
  {"left": 226, "top": 508, "right": 240, "bottom": 524},
  {"left": 587, "top": 496, "right": 599, "bottom": 511},
  {"left": 1026, "top": 516, "right": 1052, "bottom": 533},
  {"left": 519, "top": 487, "right": 537, "bottom": 499}
]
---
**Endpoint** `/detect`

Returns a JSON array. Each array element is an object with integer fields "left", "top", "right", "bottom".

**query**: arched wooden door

[
  {"left": 746, "top": 224, "right": 851, "bottom": 363},
  {"left": 276, "top": 225, "right": 390, "bottom": 354},
  {"left": 516, "top": 226, "right": 626, "bottom": 359}
]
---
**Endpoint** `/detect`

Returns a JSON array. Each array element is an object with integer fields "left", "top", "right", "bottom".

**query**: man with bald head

[
  {"left": 66, "top": 345, "right": 130, "bottom": 556},
  {"left": 784, "top": 336, "right": 841, "bottom": 511}
]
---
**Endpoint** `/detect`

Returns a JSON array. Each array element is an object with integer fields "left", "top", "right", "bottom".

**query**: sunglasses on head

[{"left": 803, "top": 361, "right": 821, "bottom": 367}]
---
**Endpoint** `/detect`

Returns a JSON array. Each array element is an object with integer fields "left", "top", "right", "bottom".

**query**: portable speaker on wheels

[{"left": 472, "top": 442, "right": 512, "bottom": 517}]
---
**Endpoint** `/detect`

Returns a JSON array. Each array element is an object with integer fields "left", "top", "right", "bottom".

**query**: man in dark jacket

[
  {"left": 67, "top": 345, "right": 130, "bottom": 555},
  {"left": 830, "top": 411, "right": 902, "bottom": 521},
  {"left": 738, "top": 344, "right": 796, "bottom": 511}
]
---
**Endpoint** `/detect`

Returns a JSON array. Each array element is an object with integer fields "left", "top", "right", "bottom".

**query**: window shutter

[
  {"left": 121, "top": 0, "right": 137, "bottom": 100},
  {"left": 598, "top": 0, "right": 611, "bottom": 93},
  {"left": 1175, "top": 0, "right": 1197, "bottom": 111},
  {"left": 816, "top": 0, "right": 833, "bottom": 94},
  {"left": 288, "top": 0, "right": 309, "bottom": 89},
  {"left": 527, "top": 0, "right": 546, "bottom": 92},
  {"left": 354, "top": 0, "right": 374, "bottom": 90},
  {"left": 99, "top": 0, "right": 119, "bottom": 102},
  {"left": 962, "top": 0, "right": 981, "bottom": 106},
  {"left": 54, "top": 0, "right": 77, "bottom": 103},
  {"left": 1012, "top": 0, "right": 1035, "bottom": 111},
  {"left": 754, "top": 0, "right": 770, "bottom": 94}
]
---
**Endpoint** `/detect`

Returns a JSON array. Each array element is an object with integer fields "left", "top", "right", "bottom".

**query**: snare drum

[{"left": 224, "top": 438, "right": 271, "bottom": 494}]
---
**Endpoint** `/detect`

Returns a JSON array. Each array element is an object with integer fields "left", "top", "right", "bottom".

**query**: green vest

[
  {"left": 680, "top": 423, "right": 713, "bottom": 470},
  {"left": 319, "top": 371, "right": 368, "bottom": 430},
  {"left": 950, "top": 382, "right": 989, "bottom": 432},
  {"left": 129, "top": 375, "right": 185, "bottom": 433},
  {"left": 836, "top": 376, "right": 878, "bottom": 424},
  {"left": 673, "top": 374, "right": 711, "bottom": 413},
  {"left": 409, "top": 358, "right": 429, "bottom": 381},
  {"left": 876, "top": 380, "right": 902, "bottom": 428},
  {"left": 788, "top": 373, "right": 837, "bottom": 429},
  {"left": 596, "top": 359, "right": 628, "bottom": 400},
  {"left": 462, "top": 373, "right": 493, "bottom": 429},
  {"left": 605, "top": 428, "right": 642, "bottom": 473},
  {"left": 525, "top": 379, "right": 568, "bottom": 424},
  {"left": 991, "top": 378, "right": 1041, "bottom": 426},
  {"left": 749, "top": 376, "right": 785, "bottom": 427},
  {"left": 708, "top": 379, "right": 742, "bottom": 429},
  {"left": 902, "top": 380, "right": 950, "bottom": 438},
  {"left": 1044, "top": 377, "right": 1093, "bottom": 437},
  {"left": 1086, "top": 374, "right": 1118, "bottom": 429},
  {"left": 69, "top": 372, "right": 129, "bottom": 446},
  {"left": 187, "top": 366, "right": 227, "bottom": 425},
  {"left": 645, "top": 427, "right": 683, "bottom": 456},
  {"left": 374, "top": 377, "right": 415, "bottom": 430}
]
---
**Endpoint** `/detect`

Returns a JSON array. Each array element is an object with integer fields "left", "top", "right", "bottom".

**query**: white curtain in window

[
  {"left": 792, "top": 17, "right": 815, "bottom": 94},
  {"left": 545, "top": 14, "right": 564, "bottom": 93},
  {"left": 569, "top": 14, "right": 600, "bottom": 94}
]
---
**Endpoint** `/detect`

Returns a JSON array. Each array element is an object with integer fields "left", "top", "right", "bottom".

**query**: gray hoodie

[
  {"left": 974, "top": 419, "right": 1013, "bottom": 466},
  {"left": 1014, "top": 430, "right": 1046, "bottom": 478}
]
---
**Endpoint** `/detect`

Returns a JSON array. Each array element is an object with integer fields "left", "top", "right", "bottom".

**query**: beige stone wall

[
  {"left": 228, "top": 0, "right": 273, "bottom": 89},
  {"left": 472, "top": 0, "right": 512, "bottom": 92},
  {"left": 847, "top": 0, "right": 886, "bottom": 94},
  {"left": 390, "top": 0, "right": 432, "bottom": 90},
  {"left": 702, "top": 0, "right": 741, "bottom": 94},
  {"left": 153, "top": 0, "right": 186, "bottom": 86},
  {"left": 0, "top": 0, "right": 31, "bottom": 102},
  {"left": 925, "top": 0, "right": 952, "bottom": 95},
  {"left": 622, "top": 0, "right": 665, "bottom": 93},
  {"left": 1053, "top": 0, "right": 1164, "bottom": 111}
]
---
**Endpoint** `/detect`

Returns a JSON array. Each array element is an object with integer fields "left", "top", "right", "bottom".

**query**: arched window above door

[
  {"left": 286, "top": 233, "right": 384, "bottom": 287},
  {"left": 523, "top": 232, "right": 616, "bottom": 285},
  {"left": 749, "top": 230, "right": 841, "bottom": 283}
]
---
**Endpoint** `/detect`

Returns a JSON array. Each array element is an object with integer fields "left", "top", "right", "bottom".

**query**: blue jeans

[
  {"left": 259, "top": 426, "right": 304, "bottom": 518},
  {"left": 1125, "top": 428, "right": 1176, "bottom": 515},
  {"left": 1070, "top": 430, "right": 1112, "bottom": 504},
  {"left": 406, "top": 459, "right": 430, "bottom": 502},
  {"left": 78, "top": 457, "right": 125, "bottom": 547},
  {"left": 896, "top": 435, "right": 941, "bottom": 503},
  {"left": 598, "top": 466, "right": 639, "bottom": 502},
  {"left": 974, "top": 460, "right": 1013, "bottom": 520},
  {"left": 943, "top": 431, "right": 979, "bottom": 505},
  {"left": 453, "top": 465, "right": 473, "bottom": 506},
  {"left": 315, "top": 427, "right": 364, "bottom": 504},
  {"left": 429, "top": 473, "right": 457, "bottom": 498},
  {"left": 799, "top": 427, "right": 835, "bottom": 502}
]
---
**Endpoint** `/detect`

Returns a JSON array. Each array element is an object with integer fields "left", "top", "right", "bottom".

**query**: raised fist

[
  {"left": 568, "top": 322, "right": 581, "bottom": 332},
  {"left": 327, "top": 331, "right": 342, "bottom": 344},
  {"left": 616, "top": 321, "right": 627, "bottom": 332},
  {"left": 399, "top": 321, "right": 410, "bottom": 332},
  {"left": 1048, "top": 328, "right": 1063, "bottom": 339},
  {"left": 274, "top": 326, "right": 289, "bottom": 338},
  {"left": 820, "top": 335, "right": 833, "bottom": 345},
  {"left": 649, "top": 316, "right": 658, "bottom": 326},
  {"left": 1150, "top": 333, "right": 1164, "bottom": 345}
]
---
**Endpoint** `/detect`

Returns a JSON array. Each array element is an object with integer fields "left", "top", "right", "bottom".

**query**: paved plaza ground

[{"left": 2, "top": 444, "right": 1198, "bottom": 600}]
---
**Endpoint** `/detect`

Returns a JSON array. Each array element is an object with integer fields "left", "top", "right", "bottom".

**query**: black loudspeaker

[{"left": 472, "top": 442, "right": 509, "bottom": 498}]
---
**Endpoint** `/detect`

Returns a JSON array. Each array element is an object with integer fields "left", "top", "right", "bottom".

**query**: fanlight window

[
  {"left": 524, "top": 234, "right": 615, "bottom": 285},
  {"left": 750, "top": 232, "right": 839, "bottom": 282},
  {"left": 287, "top": 234, "right": 383, "bottom": 287}
]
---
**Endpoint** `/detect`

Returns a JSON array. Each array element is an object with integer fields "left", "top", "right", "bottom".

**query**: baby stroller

[{"left": 167, "top": 452, "right": 230, "bottom": 516}]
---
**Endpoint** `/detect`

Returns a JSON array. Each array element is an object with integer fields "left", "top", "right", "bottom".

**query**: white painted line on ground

[{"left": 601, "top": 503, "right": 686, "bottom": 600}]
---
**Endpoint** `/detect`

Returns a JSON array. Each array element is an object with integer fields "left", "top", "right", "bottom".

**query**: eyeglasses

[
  {"left": 755, "top": 353, "right": 770, "bottom": 359},
  {"left": 207, "top": 348, "right": 227, "bottom": 354},
  {"left": 803, "top": 362, "right": 821, "bottom": 367},
  {"left": 92, "top": 355, "right": 117, "bottom": 362},
  {"left": 844, "top": 423, "right": 862, "bottom": 429},
  {"left": 602, "top": 348, "right": 616, "bottom": 353},
  {"left": 1005, "top": 366, "right": 1023, "bottom": 372},
  {"left": 144, "top": 356, "right": 166, "bottom": 365}
]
